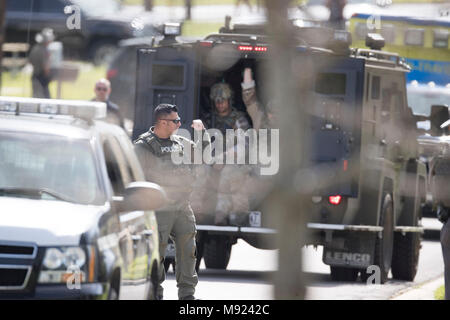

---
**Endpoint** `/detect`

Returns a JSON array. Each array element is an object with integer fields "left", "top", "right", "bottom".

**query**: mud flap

[{"left": 322, "top": 232, "right": 376, "bottom": 268}]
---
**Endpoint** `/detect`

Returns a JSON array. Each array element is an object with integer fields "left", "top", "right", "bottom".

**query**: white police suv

[{"left": 0, "top": 96, "right": 165, "bottom": 299}]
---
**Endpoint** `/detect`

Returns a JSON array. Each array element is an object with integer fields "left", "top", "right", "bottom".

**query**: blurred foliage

[
  {"left": 1, "top": 64, "right": 106, "bottom": 100},
  {"left": 434, "top": 285, "right": 445, "bottom": 300}
]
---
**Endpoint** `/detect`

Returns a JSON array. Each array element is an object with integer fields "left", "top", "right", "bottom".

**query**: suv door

[
  {"left": 133, "top": 46, "right": 199, "bottom": 139},
  {"left": 101, "top": 133, "right": 150, "bottom": 299}
]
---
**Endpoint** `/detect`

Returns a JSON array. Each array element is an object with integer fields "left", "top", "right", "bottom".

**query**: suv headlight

[
  {"left": 39, "top": 246, "right": 93, "bottom": 284},
  {"left": 63, "top": 247, "right": 86, "bottom": 268},
  {"left": 42, "top": 248, "right": 65, "bottom": 270}
]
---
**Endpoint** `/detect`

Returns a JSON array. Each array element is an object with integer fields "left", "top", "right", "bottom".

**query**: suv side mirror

[{"left": 115, "top": 182, "right": 167, "bottom": 212}]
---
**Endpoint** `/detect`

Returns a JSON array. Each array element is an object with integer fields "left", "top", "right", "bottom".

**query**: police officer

[
  {"left": 214, "top": 69, "right": 278, "bottom": 225},
  {"left": 203, "top": 82, "right": 249, "bottom": 135},
  {"left": 29, "top": 28, "right": 54, "bottom": 98},
  {"left": 92, "top": 78, "right": 125, "bottom": 129},
  {"left": 134, "top": 104, "right": 208, "bottom": 300}
]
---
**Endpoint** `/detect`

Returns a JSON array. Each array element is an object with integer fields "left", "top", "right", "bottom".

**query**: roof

[{"left": 0, "top": 113, "right": 97, "bottom": 140}]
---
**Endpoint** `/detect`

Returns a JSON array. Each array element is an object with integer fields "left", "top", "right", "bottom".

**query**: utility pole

[
  {"left": 264, "top": 0, "right": 309, "bottom": 299},
  {"left": 185, "top": 0, "right": 192, "bottom": 20},
  {"left": 0, "top": 0, "right": 6, "bottom": 92},
  {"left": 144, "top": 0, "right": 153, "bottom": 11}
]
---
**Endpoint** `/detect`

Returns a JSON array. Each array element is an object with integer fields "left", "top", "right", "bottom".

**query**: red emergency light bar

[
  {"left": 238, "top": 45, "right": 253, "bottom": 51},
  {"left": 238, "top": 45, "right": 268, "bottom": 52},
  {"left": 254, "top": 46, "right": 268, "bottom": 52},
  {"left": 329, "top": 195, "right": 342, "bottom": 205}
]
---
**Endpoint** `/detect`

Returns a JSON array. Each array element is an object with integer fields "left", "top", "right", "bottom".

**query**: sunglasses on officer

[
  {"left": 95, "top": 86, "right": 108, "bottom": 92},
  {"left": 160, "top": 117, "right": 181, "bottom": 124}
]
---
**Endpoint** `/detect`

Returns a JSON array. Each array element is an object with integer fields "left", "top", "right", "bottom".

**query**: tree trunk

[
  {"left": 144, "top": 0, "right": 153, "bottom": 11},
  {"left": 264, "top": 0, "right": 309, "bottom": 300},
  {"left": 185, "top": 0, "right": 192, "bottom": 20}
]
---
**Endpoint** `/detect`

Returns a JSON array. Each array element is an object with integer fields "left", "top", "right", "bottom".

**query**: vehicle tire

[
  {"left": 373, "top": 193, "right": 394, "bottom": 284},
  {"left": 203, "top": 236, "right": 232, "bottom": 269},
  {"left": 89, "top": 40, "right": 118, "bottom": 66},
  {"left": 391, "top": 231, "right": 421, "bottom": 281},
  {"left": 146, "top": 262, "right": 160, "bottom": 300},
  {"left": 107, "top": 285, "right": 119, "bottom": 300},
  {"left": 330, "top": 266, "right": 359, "bottom": 282},
  {"left": 163, "top": 258, "right": 175, "bottom": 273}
]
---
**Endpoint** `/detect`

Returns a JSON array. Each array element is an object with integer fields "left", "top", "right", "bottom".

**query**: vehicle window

[
  {"left": 6, "top": 0, "right": 32, "bottom": 12},
  {"left": 371, "top": 76, "right": 380, "bottom": 100},
  {"left": 380, "top": 24, "right": 395, "bottom": 44},
  {"left": 315, "top": 73, "right": 346, "bottom": 95},
  {"left": 381, "top": 88, "right": 391, "bottom": 119},
  {"left": 152, "top": 63, "right": 185, "bottom": 88},
  {"left": 36, "top": 0, "right": 66, "bottom": 14},
  {"left": 102, "top": 137, "right": 133, "bottom": 196},
  {"left": 115, "top": 134, "right": 145, "bottom": 181},
  {"left": 433, "top": 29, "right": 449, "bottom": 48},
  {"left": 404, "top": 29, "right": 424, "bottom": 46},
  {"left": 0, "top": 132, "right": 104, "bottom": 205},
  {"left": 113, "top": 136, "right": 136, "bottom": 182}
]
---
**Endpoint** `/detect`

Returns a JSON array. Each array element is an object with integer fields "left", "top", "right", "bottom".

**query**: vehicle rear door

[
  {"left": 133, "top": 46, "right": 199, "bottom": 140},
  {"left": 309, "top": 56, "right": 365, "bottom": 197}
]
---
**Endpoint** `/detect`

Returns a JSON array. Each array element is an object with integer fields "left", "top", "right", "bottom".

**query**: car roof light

[
  {"left": 254, "top": 46, "right": 267, "bottom": 52},
  {"left": 0, "top": 100, "right": 18, "bottom": 112},
  {"left": 106, "top": 68, "right": 118, "bottom": 80},
  {"left": 334, "top": 30, "right": 351, "bottom": 43},
  {"left": 199, "top": 40, "right": 213, "bottom": 47},
  {"left": 366, "top": 33, "right": 385, "bottom": 50},
  {"left": 238, "top": 45, "right": 253, "bottom": 51},
  {"left": 163, "top": 22, "right": 181, "bottom": 36},
  {"left": 0, "top": 96, "right": 107, "bottom": 120},
  {"left": 329, "top": 195, "right": 342, "bottom": 205}
]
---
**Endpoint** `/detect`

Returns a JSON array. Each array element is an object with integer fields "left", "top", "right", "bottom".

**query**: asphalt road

[{"left": 160, "top": 218, "right": 444, "bottom": 300}]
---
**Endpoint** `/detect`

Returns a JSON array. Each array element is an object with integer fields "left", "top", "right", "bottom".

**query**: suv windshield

[{"left": 0, "top": 132, "right": 105, "bottom": 205}]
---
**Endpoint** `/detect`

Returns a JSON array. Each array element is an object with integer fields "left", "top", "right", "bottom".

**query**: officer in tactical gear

[
  {"left": 133, "top": 104, "right": 209, "bottom": 300},
  {"left": 203, "top": 82, "right": 249, "bottom": 134},
  {"left": 214, "top": 68, "right": 278, "bottom": 225}
]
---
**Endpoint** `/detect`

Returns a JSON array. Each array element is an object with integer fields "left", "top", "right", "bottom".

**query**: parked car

[
  {"left": 5, "top": 0, "right": 161, "bottom": 65},
  {"left": 0, "top": 96, "right": 165, "bottom": 299}
]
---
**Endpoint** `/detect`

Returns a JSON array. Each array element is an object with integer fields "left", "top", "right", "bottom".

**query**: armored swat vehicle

[{"left": 133, "top": 21, "right": 426, "bottom": 283}]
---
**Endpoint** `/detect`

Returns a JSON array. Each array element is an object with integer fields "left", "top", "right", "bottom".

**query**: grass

[
  {"left": 435, "top": 285, "right": 445, "bottom": 300},
  {"left": 1, "top": 63, "right": 107, "bottom": 100},
  {"left": 182, "top": 20, "right": 224, "bottom": 36}
]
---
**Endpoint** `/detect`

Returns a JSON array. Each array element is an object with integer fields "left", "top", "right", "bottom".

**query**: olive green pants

[{"left": 155, "top": 207, "right": 198, "bottom": 299}]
